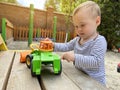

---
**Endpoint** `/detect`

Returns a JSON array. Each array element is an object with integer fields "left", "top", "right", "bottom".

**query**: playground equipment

[
  {"left": 0, "top": 34, "right": 8, "bottom": 51},
  {"left": 20, "top": 40, "right": 62, "bottom": 76}
]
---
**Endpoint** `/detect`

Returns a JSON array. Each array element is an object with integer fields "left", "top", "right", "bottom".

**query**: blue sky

[{"left": 17, "top": 0, "right": 46, "bottom": 10}]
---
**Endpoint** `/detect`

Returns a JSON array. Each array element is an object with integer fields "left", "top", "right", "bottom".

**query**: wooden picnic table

[{"left": 0, "top": 51, "right": 108, "bottom": 90}]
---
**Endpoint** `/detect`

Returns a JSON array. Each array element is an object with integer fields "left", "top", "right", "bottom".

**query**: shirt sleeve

[
  {"left": 54, "top": 37, "right": 78, "bottom": 52},
  {"left": 74, "top": 37, "right": 107, "bottom": 69}
]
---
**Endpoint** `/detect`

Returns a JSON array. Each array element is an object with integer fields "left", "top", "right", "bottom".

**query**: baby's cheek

[{"left": 76, "top": 30, "right": 80, "bottom": 34}]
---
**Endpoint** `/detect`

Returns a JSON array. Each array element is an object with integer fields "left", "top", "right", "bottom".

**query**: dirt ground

[
  {"left": 7, "top": 41, "right": 120, "bottom": 90},
  {"left": 105, "top": 51, "right": 120, "bottom": 90}
]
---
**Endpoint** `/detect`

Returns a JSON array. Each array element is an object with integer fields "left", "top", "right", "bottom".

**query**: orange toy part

[
  {"left": 20, "top": 51, "right": 31, "bottom": 63},
  {"left": 39, "top": 40, "right": 53, "bottom": 51}
]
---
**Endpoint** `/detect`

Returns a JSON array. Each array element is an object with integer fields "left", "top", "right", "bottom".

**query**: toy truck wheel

[
  {"left": 55, "top": 61, "right": 62, "bottom": 75},
  {"left": 31, "top": 62, "right": 36, "bottom": 77},
  {"left": 26, "top": 54, "right": 33, "bottom": 69}
]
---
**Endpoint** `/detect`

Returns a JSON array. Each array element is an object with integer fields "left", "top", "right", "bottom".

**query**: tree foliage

[
  {"left": 45, "top": 0, "right": 58, "bottom": 11},
  {"left": 98, "top": 0, "right": 120, "bottom": 50},
  {"left": 59, "top": 0, "right": 87, "bottom": 15}
]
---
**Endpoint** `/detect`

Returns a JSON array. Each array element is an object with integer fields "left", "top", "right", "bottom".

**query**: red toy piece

[{"left": 117, "top": 63, "right": 120, "bottom": 72}]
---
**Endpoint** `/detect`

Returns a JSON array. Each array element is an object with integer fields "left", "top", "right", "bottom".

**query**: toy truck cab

[{"left": 26, "top": 40, "right": 62, "bottom": 77}]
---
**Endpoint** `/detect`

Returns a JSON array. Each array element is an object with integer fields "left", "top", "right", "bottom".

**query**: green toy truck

[{"left": 25, "top": 40, "right": 62, "bottom": 77}]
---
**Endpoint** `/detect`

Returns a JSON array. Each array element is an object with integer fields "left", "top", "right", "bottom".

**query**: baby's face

[{"left": 73, "top": 10, "right": 100, "bottom": 39}]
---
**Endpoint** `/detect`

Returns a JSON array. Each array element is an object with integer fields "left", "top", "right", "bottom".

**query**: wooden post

[
  {"left": 28, "top": 4, "right": 34, "bottom": 46},
  {"left": 2, "top": 18, "right": 6, "bottom": 42},
  {"left": 53, "top": 16, "right": 57, "bottom": 42}
]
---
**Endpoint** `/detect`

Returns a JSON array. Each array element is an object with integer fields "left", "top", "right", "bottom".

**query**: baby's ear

[{"left": 96, "top": 16, "right": 101, "bottom": 26}]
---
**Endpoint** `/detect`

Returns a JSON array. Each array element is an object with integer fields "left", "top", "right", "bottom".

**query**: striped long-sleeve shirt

[{"left": 54, "top": 35, "right": 107, "bottom": 85}]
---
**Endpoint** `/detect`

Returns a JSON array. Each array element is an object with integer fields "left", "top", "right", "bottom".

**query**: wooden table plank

[
  {"left": 62, "top": 61, "right": 108, "bottom": 90},
  {"left": 40, "top": 66, "right": 81, "bottom": 90},
  {"left": 41, "top": 52, "right": 108, "bottom": 90},
  {"left": 6, "top": 52, "right": 41, "bottom": 90},
  {"left": 40, "top": 61, "right": 108, "bottom": 90},
  {"left": 0, "top": 51, "right": 15, "bottom": 90},
  {"left": 57, "top": 52, "right": 108, "bottom": 90}
]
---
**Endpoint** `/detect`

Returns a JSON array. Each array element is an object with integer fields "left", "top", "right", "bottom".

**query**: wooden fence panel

[
  {"left": 13, "top": 26, "right": 66, "bottom": 42},
  {"left": 58, "top": 31, "right": 66, "bottom": 42}
]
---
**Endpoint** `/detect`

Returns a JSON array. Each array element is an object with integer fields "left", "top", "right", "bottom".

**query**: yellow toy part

[
  {"left": 30, "top": 40, "right": 53, "bottom": 52},
  {"left": 0, "top": 34, "right": 8, "bottom": 51},
  {"left": 30, "top": 44, "right": 39, "bottom": 51}
]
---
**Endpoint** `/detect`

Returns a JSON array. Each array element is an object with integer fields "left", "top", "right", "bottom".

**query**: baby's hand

[
  {"left": 44, "top": 38, "right": 54, "bottom": 47},
  {"left": 44, "top": 38, "right": 51, "bottom": 41},
  {"left": 61, "top": 52, "right": 75, "bottom": 62}
]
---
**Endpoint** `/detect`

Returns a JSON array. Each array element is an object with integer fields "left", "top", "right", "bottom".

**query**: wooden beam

[
  {"left": 6, "top": 19, "right": 13, "bottom": 29},
  {"left": 62, "top": 61, "right": 108, "bottom": 90},
  {"left": 0, "top": 51, "right": 15, "bottom": 90},
  {"left": 40, "top": 64, "right": 81, "bottom": 90},
  {"left": 6, "top": 52, "right": 41, "bottom": 90}
]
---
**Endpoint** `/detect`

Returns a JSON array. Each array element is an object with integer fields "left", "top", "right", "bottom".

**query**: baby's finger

[
  {"left": 44, "top": 38, "right": 50, "bottom": 41},
  {"left": 66, "top": 59, "right": 70, "bottom": 62},
  {"left": 61, "top": 56, "right": 65, "bottom": 60}
]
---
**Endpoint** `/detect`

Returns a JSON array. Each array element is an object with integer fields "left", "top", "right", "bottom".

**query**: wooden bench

[{"left": 0, "top": 51, "right": 108, "bottom": 90}]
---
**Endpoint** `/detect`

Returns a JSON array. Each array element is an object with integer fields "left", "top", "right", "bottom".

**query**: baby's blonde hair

[{"left": 73, "top": 1, "right": 101, "bottom": 18}]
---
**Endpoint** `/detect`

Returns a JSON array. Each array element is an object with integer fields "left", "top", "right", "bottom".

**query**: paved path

[{"left": 7, "top": 41, "right": 38, "bottom": 50}]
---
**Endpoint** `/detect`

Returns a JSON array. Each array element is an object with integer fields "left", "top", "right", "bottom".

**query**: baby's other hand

[{"left": 61, "top": 52, "right": 74, "bottom": 62}]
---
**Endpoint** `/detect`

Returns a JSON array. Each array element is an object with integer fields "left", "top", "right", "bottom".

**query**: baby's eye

[
  {"left": 81, "top": 24, "right": 85, "bottom": 27},
  {"left": 75, "top": 26, "right": 78, "bottom": 29}
]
